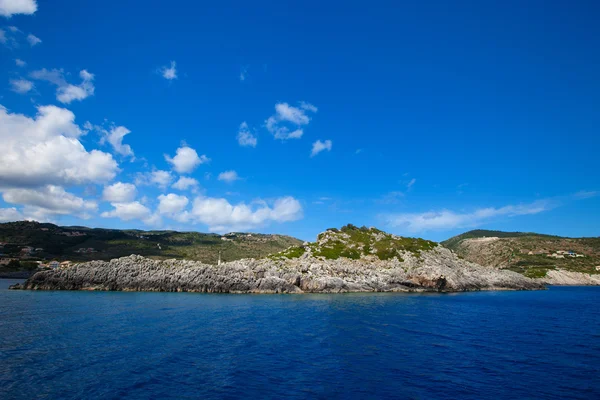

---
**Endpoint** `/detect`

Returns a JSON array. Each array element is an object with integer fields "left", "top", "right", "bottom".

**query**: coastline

[{"left": 10, "top": 252, "right": 545, "bottom": 293}]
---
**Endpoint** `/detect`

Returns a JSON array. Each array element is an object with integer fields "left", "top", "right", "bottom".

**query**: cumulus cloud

[
  {"left": 165, "top": 146, "right": 209, "bottom": 174},
  {"left": 30, "top": 68, "right": 95, "bottom": 104},
  {"left": 265, "top": 102, "right": 317, "bottom": 140},
  {"left": 101, "top": 126, "right": 134, "bottom": 158},
  {"left": 0, "top": 207, "right": 23, "bottom": 222},
  {"left": 310, "top": 139, "right": 332, "bottom": 157},
  {"left": 158, "top": 193, "right": 189, "bottom": 215},
  {"left": 101, "top": 201, "right": 153, "bottom": 222},
  {"left": 0, "top": 105, "right": 118, "bottom": 188},
  {"left": 218, "top": 170, "right": 240, "bottom": 183},
  {"left": 2, "top": 185, "right": 98, "bottom": 219},
  {"left": 237, "top": 121, "right": 257, "bottom": 147},
  {"left": 172, "top": 176, "right": 199, "bottom": 191},
  {"left": 0, "top": 0, "right": 38, "bottom": 17},
  {"left": 135, "top": 169, "right": 173, "bottom": 190},
  {"left": 181, "top": 195, "right": 303, "bottom": 232},
  {"left": 26, "top": 33, "right": 40, "bottom": 46},
  {"left": 9, "top": 78, "right": 33, "bottom": 94},
  {"left": 160, "top": 61, "right": 177, "bottom": 80},
  {"left": 102, "top": 182, "right": 137, "bottom": 203},
  {"left": 382, "top": 200, "right": 552, "bottom": 233},
  {"left": 15, "top": 58, "right": 25, "bottom": 67}
]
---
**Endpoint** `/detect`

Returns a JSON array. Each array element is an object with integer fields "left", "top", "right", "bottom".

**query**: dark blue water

[{"left": 1, "top": 280, "right": 598, "bottom": 400}]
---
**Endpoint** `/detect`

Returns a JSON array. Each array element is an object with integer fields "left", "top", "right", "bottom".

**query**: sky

[{"left": 0, "top": 0, "right": 599, "bottom": 242}]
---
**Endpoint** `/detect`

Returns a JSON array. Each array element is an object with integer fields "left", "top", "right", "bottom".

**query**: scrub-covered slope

[{"left": 442, "top": 230, "right": 600, "bottom": 282}]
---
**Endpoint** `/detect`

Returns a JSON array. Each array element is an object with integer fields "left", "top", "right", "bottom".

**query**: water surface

[{"left": 1, "top": 280, "right": 598, "bottom": 399}]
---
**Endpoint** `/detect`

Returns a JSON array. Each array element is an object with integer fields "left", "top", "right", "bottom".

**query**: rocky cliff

[{"left": 11, "top": 226, "right": 542, "bottom": 293}]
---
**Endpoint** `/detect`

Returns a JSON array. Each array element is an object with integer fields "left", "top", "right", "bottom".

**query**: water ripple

[{"left": 1, "top": 281, "right": 599, "bottom": 399}]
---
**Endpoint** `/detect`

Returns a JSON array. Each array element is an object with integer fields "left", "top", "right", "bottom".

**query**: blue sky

[{"left": 0, "top": 0, "right": 599, "bottom": 242}]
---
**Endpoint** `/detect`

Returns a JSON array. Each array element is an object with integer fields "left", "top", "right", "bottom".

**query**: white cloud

[
  {"left": 237, "top": 121, "right": 257, "bottom": 147},
  {"left": 172, "top": 176, "right": 199, "bottom": 191},
  {"left": 135, "top": 170, "right": 174, "bottom": 190},
  {"left": 15, "top": 58, "right": 25, "bottom": 67},
  {"left": 165, "top": 146, "right": 209, "bottom": 174},
  {"left": 182, "top": 195, "right": 303, "bottom": 232},
  {"left": 218, "top": 170, "right": 240, "bottom": 183},
  {"left": 102, "top": 182, "right": 137, "bottom": 203},
  {"left": 102, "top": 126, "right": 134, "bottom": 158},
  {"left": 311, "top": 139, "right": 332, "bottom": 157},
  {"left": 9, "top": 78, "right": 33, "bottom": 94},
  {"left": 0, "top": 207, "right": 23, "bottom": 222},
  {"left": 30, "top": 68, "right": 95, "bottom": 104},
  {"left": 407, "top": 178, "right": 416, "bottom": 189},
  {"left": 101, "top": 201, "right": 153, "bottom": 222},
  {"left": 265, "top": 101, "right": 317, "bottom": 140},
  {"left": 0, "top": 105, "right": 118, "bottom": 188},
  {"left": 0, "top": 28, "right": 5, "bottom": 43},
  {"left": 158, "top": 193, "right": 189, "bottom": 215},
  {"left": 239, "top": 66, "right": 247, "bottom": 81},
  {"left": 26, "top": 33, "right": 40, "bottom": 46},
  {"left": 2, "top": 185, "right": 98, "bottom": 218},
  {"left": 150, "top": 170, "right": 173, "bottom": 189},
  {"left": 383, "top": 201, "right": 551, "bottom": 232},
  {"left": 161, "top": 61, "right": 177, "bottom": 80},
  {"left": 0, "top": 0, "right": 37, "bottom": 17},
  {"left": 299, "top": 101, "right": 318, "bottom": 113}
]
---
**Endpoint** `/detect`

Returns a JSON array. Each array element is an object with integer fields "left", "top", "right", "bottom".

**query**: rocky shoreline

[
  {"left": 540, "top": 270, "right": 600, "bottom": 286},
  {"left": 10, "top": 246, "right": 544, "bottom": 293}
]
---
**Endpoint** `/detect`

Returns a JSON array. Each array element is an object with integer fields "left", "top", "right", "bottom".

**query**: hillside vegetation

[
  {"left": 442, "top": 230, "right": 600, "bottom": 278},
  {"left": 0, "top": 221, "right": 302, "bottom": 266},
  {"left": 271, "top": 224, "right": 437, "bottom": 261}
]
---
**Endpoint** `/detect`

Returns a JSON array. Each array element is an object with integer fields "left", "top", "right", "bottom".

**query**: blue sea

[{"left": 1, "top": 280, "right": 598, "bottom": 400}]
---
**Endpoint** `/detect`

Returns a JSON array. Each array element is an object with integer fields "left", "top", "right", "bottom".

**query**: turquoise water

[{"left": 1, "top": 280, "right": 599, "bottom": 399}]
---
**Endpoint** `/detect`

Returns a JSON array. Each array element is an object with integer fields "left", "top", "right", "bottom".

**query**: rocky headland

[{"left": 10, "top": 225, "right": 543, "bottom": 293}]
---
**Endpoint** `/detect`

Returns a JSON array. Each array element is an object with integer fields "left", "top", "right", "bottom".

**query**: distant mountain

[
  {"left": 442, "top": 229, "right": 600, "bottom": 278},
  {"left": 0, "top": 221, "right": 302, "bottom": 265}
]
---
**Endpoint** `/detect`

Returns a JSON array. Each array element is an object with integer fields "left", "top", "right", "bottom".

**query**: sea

[{"left": 1, "top": 279, "right": 598, "bottom": 399}]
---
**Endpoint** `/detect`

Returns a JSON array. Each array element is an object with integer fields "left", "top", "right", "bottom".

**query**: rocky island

[{"left": 11, "top": 225, "right": 543, "bottom": 293}]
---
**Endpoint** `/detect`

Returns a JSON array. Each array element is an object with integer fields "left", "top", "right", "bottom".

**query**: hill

[
  {"left": 442, "top": 230, "right": 600, "bottom": 278},
  {"left": 270, "top": 224, "right": 437, "bottom": 261},
  {"left": 12, "top": 224, "right": 542, "bottom": 293},
  {"left": 0, "top": 221, "right": 302, "bottom": 267}
]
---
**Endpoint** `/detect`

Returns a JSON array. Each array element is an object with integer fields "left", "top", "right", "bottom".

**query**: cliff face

[{"left": 11, "top": 247, "right": 542, "bottom": 293}]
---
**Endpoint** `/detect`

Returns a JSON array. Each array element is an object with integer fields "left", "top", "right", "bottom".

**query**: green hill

[
  {"left": 0, "top": 221, "right": 302, "bottom": 267},
  {"left": 270, "top": 224, "right": 437, "bottom": 261},
  {"left": 441, "top": 229, "right": 559, "bottom": 251},
  {"left": 442, "top": 230, "right": 600, "bottom": 278}
]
